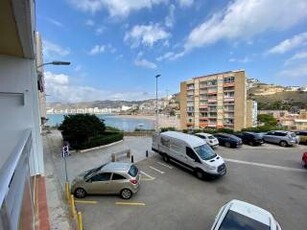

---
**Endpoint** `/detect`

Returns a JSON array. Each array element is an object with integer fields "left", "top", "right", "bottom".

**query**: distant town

[{"left": 46, "top": 75, "right": 307, "bottom": 131}]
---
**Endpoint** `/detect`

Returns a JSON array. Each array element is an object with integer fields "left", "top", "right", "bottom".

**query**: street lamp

[
  {"left": 155, "top": 74, "right": 161, "bottom": 132},
  {"left": 37, "top": 61, "right": 71, "bottom": 69}
]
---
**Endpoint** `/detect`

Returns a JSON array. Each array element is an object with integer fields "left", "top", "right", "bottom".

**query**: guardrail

[{"left": 0, "top": 129, "right": 32, "bottom": 230}]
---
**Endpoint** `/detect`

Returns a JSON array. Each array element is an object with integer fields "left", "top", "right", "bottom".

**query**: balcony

[
  {"left": 199, "top": 104, "right": 208, "bottom": 109},
  {"left": 224, "top": 97, "right": 235, "bottom": 102},
  {"left": 1, "top": 130, "right": 34, "bottom": 230},
  {"left": 207, "top": 91, "right": 217, "bottom": 95},
  {"left": 208, "top": 98, "right": 217, "bottom": 103},
  {"left": 199, "top": 122, "right": 208, "bottom": 127},
  {"left": 223, "top": 82, "right": 235, "bottom": 87}
]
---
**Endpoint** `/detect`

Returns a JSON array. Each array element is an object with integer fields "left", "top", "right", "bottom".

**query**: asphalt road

[{"left": 68, "top": 142, "right": 307, "bottom": 230}]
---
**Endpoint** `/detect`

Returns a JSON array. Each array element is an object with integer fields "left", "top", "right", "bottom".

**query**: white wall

[{"left": 0, "top": 55, "right": 44, "bottom": 175}]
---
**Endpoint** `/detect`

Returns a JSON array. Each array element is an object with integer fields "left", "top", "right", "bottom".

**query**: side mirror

[{"left": 86, "top": 178, "right": 92, "bottom": 183}]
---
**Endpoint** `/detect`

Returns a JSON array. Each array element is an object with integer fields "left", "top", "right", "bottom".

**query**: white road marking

[
  {"left": 149, "top": 166, "right": 165, "bottom": 174},
  {"left": 157, "top": 161, "right": 173, "bottom": 169},
  {"left": 140, "top": 171, "right": 155, "bottom": 180},
  {"left": 224, "top": 158, "right": 306, "bottom": 172}
]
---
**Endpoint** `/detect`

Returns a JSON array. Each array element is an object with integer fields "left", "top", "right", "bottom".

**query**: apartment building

[{"left": 180, "top": 70, "right": 255, "bottom": 131}]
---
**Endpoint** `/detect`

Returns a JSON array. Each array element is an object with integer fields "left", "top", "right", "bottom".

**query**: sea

[{"left": 46, "top": 114, "right": 155, "bottom": 132}]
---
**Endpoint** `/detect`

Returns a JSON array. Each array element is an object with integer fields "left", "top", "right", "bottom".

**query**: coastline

[{"left": 115, "top": 114, "right": 180, "bottom": 129}]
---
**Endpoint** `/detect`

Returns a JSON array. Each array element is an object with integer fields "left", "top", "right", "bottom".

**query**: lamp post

[
  {"left": 37, "top": 61, "right": 71, "bottom": 69},
  {"left": 155, "top": 74, "right": 161, "bottom": 132}
]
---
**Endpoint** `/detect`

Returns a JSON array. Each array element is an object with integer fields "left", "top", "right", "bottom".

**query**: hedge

[{"left": 69, "top": 132, "right": 124, "bottom": 150}]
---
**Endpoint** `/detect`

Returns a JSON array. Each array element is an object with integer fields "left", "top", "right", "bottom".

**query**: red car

[{"left": 302, "top": 152, "right": 307, "bottom": 168}]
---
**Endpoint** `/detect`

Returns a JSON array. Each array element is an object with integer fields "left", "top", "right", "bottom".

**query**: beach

[{"left": 115, "top": 114, "right": 180, "bottom": 129}]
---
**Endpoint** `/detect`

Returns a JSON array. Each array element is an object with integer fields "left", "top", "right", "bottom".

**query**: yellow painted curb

[
  {"left": 75, "top": 200, "right": 98, "bottom": 204},
  {"left": 115, "top": 202, "right": 146, "bottom": 206}
]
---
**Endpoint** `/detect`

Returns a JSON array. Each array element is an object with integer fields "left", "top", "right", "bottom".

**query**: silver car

[
  {"left": 71, "top": 162, "right": 140, "bottom": 199},
  {"left": 263, "top": 130, "right": 297, "bottom": 147}
]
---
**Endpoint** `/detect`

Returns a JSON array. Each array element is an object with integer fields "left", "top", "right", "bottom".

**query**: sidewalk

[{"left": 43, "top": 131, "right": 71, "bottom": 230}]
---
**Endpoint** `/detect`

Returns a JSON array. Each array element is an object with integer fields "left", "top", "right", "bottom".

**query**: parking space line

[
  {"left": 75, "top": 200, "right": 97, "bottom": 204},
  {"left": 140, "top": 171, "right": 155, "bottom": 180},
  {"left": 224, "top": 158, "right": 306, "bottom": 172},
  {"left": 115, "top": 202, "right": 146, "bottom": 206},
  {"left": 157, "top": 161, "right": 173, "bottom": 169},
  {"left": 149, "top": 166, "right": 165, "bottom": 174}
]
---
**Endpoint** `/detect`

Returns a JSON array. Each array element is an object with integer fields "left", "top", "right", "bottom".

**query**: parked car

[
  {"left": 211, "top": 199, "right": 282, "bottom": 230},
  {"left": 152, "top": 131, "right": 226, "bottom": 179},
  {"left": 71, "top": 162, "right": 140, "bottom": 199},
  {"left": 214, "top": 133, "right": 242, "bottom": 148},
  {"left": 194, "top": 132, "right": 219, "bottom": 148},
  {"left": 262, "top": 131, "right": 298, "bottom": 147},
  {"left": 302, "top": 152, "right": 307, "bottom": 168},
  {"left": 295, "top": 130, "right": 307, "bottom": 145},
  {"left": 234, "top": 132, "right": 264, "bottom": 146}
]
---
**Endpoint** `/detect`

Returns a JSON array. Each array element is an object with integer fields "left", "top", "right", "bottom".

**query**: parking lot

[{"left": 44, "top": 131, "right": 307, "bottom": 230}]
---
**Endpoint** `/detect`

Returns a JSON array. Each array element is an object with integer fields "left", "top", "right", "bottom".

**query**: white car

[
  {"left": 195, "top": 133, "right": 219, "bottom": 148},
  {"left": 211, "top": 199, "right": 281, "bottom": 230}
]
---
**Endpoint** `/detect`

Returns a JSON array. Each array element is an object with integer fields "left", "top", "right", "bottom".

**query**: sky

[{"left": 36, "top": 0, "right": 307, "bottom": 103}]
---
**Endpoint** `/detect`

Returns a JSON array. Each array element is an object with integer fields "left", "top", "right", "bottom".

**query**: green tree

[
  {"left": 58, "top": 114, "right": 106, "bottom": 148},
  {"left": 257, "top": 114, "right": 278, "bottom": 126}
]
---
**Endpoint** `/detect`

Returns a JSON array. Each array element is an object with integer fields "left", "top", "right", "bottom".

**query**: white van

[{"left": 152, "top": 131, "right": 226, "bottom": 179}]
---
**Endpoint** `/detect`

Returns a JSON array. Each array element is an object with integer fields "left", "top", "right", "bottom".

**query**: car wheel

[
  {"left": 162, "top": 154, "right": 169, "bottom": 163},
  {"left": 195, "top": 169, "right": 205, "bottom": 180},
  {"left": 120, "top": 188, "right": 132, "bottom": 199},
  {"left": 225, "top": 142, "right": 231, "bottom": 148},
  {"left": 280, "top": 141, "right": 287, "bottom": 147},
  {"left": 249, "top": 141, "right": 254, "bottom": 146},
  {"left": 74, "top": 188, "right": 87, "bottom": 198}
]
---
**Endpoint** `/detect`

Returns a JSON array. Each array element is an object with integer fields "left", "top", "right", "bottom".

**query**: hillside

[{"left": 248, "top": 90, "right": 307, "bottom": 111}]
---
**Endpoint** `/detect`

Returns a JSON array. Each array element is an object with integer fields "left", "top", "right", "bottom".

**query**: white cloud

[
  {"left": 68, "top": 0, "right": 167, "bottom": 17},
  {"left": 177, "top": 0, "right": 194, "bottom": 8},
  {"left": 134, "top": 59, "right": 157, "bottom": 69},
  {"left": 47, "top": 18, "right": 64, "bottom": 27},
  {"left": 95, "top": 26, "right": 105, "bottom": 35},
  {"left": 165, "top": 4, "right": 175, "bottom": 28},
  {"left": 285, "top": 51, "right": 307, "bottom": 65},
  {"left": 278, "top": 63, "right": 307, "bottom": 79},
  {"left": 85, "top": 19, "right": 95, "bottom": 26},
  {"left": 184, "top": 0, "right": 307, "bottom": 51},
  {"left": 229, "top": 57, "right": 251, "bottom": 63},
  {"left": 43, "top": 40, "right": 70, "bottom": 59},
  {"left": 156, "top": 51, "right": 185, "bottom": 61},
  {"left": 44, "top": 71, "right": 152, "bottom": 102},
  {"left": 88, "top": 45, "right": 105, "bottom": 55},
  {"left": 268, "top": 32, "right": 307, "bottom": 54},
  {"left": 124, "top": 23, "right": 170, "bottom": 48}
]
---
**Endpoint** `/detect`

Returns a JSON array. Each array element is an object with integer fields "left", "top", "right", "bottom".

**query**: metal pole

[
  {"left": 64, "top": 157, "right": 68, "bottom": 182},
  {"left": 155, "top": 74, "right": 161, "bottom": 132}
]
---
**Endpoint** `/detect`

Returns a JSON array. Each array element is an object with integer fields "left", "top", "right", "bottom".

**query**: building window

[{"left": 224, "top": 76, "right": 235, "bottom": 83}]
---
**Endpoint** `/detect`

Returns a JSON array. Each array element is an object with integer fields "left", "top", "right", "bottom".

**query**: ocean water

[{"left": 46, "top": 114, "right": 155, "bottom": 132}]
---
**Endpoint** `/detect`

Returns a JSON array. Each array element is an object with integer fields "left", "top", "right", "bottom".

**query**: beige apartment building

[{"left": 180, "top": 70, "right": 256, "bottom": 131}]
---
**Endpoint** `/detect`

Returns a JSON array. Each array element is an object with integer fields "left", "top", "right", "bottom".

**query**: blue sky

[{"left": 37, "top": 0, "right": 307, "bottom": 103}]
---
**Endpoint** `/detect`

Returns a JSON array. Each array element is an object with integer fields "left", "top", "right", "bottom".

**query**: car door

[
  {"left": 184, "top": 146, "right": 201, "bottom": 170},
  {"left": 109, "top": 173, "right": 128, "bottom": 194},
  {"left": 86, "top": 172, "right": 112, "bottom": 194}
]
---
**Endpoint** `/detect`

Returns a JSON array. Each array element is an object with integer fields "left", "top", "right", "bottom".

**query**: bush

[
  {"left": 75, "top": 132, "right": 124, "bottom": 150},
  {"left": 160, "top": 127, "right": 177, "bottom": 132},
  {"left": 241, "top": 126, "right": 286, "bottom": 133}
]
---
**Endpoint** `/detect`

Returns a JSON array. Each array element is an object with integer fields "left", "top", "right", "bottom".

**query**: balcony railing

[{"left": 0, "top": 129, "right": 33, "bottom": 230}]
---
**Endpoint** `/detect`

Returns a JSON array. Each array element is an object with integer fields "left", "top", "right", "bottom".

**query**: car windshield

[
  {"left": 128, "top": 165, "right": 139, "bottom": 177},
  {"left": 84, "top": 164, "right": 107, "bottom": 179},
  {"left": 194, "top": 144, "right": 217, "bottom": 160},
  {"left": 218, "top": 210, "right": 270, "bottom": 230}
]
